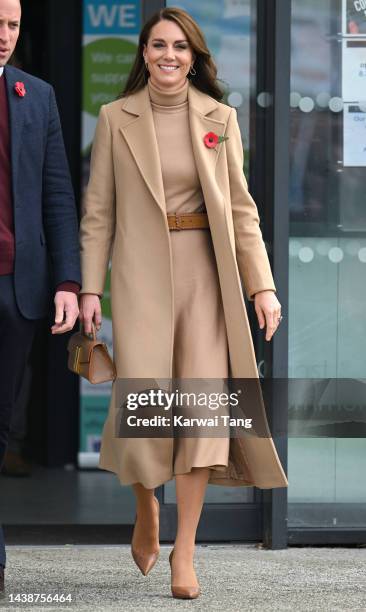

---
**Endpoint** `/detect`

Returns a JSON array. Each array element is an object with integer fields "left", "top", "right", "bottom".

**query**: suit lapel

[
  {"left": 119, "top": 81, "right": 227, "bottom": 216},
  {"left": 5, "top": 66, "right": 28, "bottom": 190}
]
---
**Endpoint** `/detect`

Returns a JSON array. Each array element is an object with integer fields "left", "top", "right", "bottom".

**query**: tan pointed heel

[
  {"left": 169, "top": 548, "right": 201, "bottom": 600},
  {"left": 131, "top": 496, "right": 160, "bottom": 576}
]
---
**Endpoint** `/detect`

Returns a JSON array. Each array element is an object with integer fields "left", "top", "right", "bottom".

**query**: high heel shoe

[
  {"left": 131, "top": 496, "right": 160, "bottom": 576},
  {"left": 168, "top": 548, "right": 201, "bottom": 599}
]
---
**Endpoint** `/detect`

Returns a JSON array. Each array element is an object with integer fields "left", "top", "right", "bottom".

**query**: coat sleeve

[
  {"left": 225, "top": 106, "right": 276, "bottom": 301},
  {"left": 79, "top": 104, "right": 116, "bottom": 296},
  {"left": 42, "top": 86, "right": 81, "bottom": 289}
]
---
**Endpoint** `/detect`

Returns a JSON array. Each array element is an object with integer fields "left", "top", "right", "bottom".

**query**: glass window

[{"left": 289, "top": 0, "right": 366, "bottom": 528}]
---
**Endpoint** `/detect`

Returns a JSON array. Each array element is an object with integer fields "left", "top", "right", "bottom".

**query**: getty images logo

[{"left": 84, "top": 0, "right": 141, "bottom": 35}]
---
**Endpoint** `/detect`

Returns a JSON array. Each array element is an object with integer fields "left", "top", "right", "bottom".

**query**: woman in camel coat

[{"left": 79, "top": 6, "right": 288, "bottom": 600}]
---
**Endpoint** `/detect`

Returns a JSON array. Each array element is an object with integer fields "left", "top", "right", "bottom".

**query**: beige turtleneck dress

[{"left": 147, "top": 77, "right": 230, "bottom": 475}]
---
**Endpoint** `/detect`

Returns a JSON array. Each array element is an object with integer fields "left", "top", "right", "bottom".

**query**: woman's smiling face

[{"left": 143, "top": 19, "right": 195, "bottom": 89}]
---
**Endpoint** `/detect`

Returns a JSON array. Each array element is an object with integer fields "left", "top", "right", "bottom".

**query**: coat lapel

[
  {"left": 187, "top": 83, "right": 226, "bottom": 189},
  {"left": 119, "top": 81, "right": 227, "bottom": 216},
  {"left": 119, "top": 87, "right": 166, "bottom": 214},
  {"left": 4, "top": 66, "right": 28, "bottom": 190}
]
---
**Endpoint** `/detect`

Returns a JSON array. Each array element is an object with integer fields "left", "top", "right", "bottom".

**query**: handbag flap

[
  {"left": 89, "top": 345, "right": 116, "bottom": 383},
  {"left": 67, "top": 332, "right": 105, "bottom": 364}
]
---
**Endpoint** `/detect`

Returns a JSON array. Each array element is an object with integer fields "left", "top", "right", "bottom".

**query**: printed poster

[{"left": 344, "top": 0, "right": 366, "bottom": 35}]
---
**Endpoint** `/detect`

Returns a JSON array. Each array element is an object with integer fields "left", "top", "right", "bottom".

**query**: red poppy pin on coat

[
  {"left": 14, "top": 81, "right": 26, "bottom": 97},
  {"left": 203, "top": 131, "right": 229, "bottom": 151}
]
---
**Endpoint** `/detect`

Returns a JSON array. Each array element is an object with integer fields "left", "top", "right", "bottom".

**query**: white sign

[
  {"left": 342, "top": 39, "right": 366, "bottom": 101},
  {"left": 343, "top": 104, "right": 366, "bottom": 166}
]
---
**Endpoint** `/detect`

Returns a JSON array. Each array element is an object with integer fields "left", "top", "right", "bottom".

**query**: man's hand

[
  {"left": 51, "top": 291, "right": 79, "bottom": 334},
  {"left": 254, "top": 290, "right": 282, "bottom": 342},
  {"left": 79, "top": 294, "right": 102, "bottom": 334}
]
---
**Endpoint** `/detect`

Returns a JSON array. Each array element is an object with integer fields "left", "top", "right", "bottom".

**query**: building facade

[{"left": 3, "top": 0, "right": 365, "bottom": 547}]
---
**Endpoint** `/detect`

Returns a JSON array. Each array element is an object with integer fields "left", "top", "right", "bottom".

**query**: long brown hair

[{"left": 119, "top": 7, "right": 225, "bottom": 101}]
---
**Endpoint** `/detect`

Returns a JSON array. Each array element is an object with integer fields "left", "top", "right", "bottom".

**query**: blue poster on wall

[{"left": 84, "top": 0, "right": 141, "bottom": 35}]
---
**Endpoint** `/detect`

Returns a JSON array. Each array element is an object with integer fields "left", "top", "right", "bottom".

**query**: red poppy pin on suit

[
  {"left": 203, "top": 131, "right": 229, "bottom": 151},
  {"left": 14, "top": 81, "right": 26, "bottom": 97}
]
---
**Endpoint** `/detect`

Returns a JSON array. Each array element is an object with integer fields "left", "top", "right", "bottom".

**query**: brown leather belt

[{"left": 167, "top": 212, "right": 210, "bottom": 230}]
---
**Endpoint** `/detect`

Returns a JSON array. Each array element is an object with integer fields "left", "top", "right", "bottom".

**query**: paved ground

[{"left": 0, "top": 544, "right": 366, "bottom": 611}]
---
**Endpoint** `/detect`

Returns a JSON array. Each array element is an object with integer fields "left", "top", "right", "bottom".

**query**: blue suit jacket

[{"left": 4, "top": 66, "right": 81, "bottom": 320}]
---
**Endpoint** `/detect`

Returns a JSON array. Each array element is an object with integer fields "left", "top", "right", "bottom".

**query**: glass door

[{"left": 288, "top": 0, "right": 366, "bottom": 541}]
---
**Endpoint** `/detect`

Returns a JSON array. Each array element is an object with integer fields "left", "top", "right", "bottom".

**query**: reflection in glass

[{"left": 289, "top": 0, "right": 366, "bottom": 528}]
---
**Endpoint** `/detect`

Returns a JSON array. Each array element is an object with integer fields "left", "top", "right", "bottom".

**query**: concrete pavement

[{"left": 0, "top": 544, "right": 365, "bottom": 611}]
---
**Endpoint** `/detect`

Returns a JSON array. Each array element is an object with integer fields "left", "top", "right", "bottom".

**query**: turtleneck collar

[{"left": 147, "top": 77, "right": 189, "bottom": 107}]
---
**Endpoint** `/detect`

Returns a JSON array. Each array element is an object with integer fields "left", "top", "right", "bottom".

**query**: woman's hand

[
  {"left": 254, "top": 290, "right": 282, "bottom": 341},
  {"left": 79, "top": 294, "right": 102, "bottom": 334}
]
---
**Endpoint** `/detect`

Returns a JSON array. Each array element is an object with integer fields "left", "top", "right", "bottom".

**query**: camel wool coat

[{"left": 79, "top": 80, "right": 288, "bottom": 489}]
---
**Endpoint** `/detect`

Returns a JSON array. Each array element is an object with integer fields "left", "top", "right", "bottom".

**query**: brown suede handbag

[{"left": 67, "top": 323, "right": 116, "bottom": 384}]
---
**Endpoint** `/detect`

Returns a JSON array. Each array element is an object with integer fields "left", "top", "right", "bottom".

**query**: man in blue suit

[{"left": 0, "top": 0, "right": 81, "bottom": 592}]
